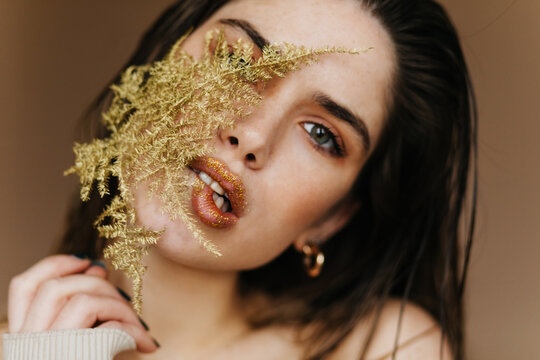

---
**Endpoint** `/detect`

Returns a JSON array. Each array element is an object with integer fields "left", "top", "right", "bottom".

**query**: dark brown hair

[{"left": 58, "top": 1, "right": 477, "bottom": 359}]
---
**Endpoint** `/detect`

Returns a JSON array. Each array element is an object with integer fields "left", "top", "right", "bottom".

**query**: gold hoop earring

[{"left": 301, "top": 244, "right": 325, "bottom": 278}]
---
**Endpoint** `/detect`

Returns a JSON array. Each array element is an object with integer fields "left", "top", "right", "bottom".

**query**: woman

[{"left": 3, "top": 0, "right": 476, "bottom": 359}]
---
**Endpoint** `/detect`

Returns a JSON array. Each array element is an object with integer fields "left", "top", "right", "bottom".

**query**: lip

[{"left": 189, "top": 157, "right": 246, "bottom": 228}]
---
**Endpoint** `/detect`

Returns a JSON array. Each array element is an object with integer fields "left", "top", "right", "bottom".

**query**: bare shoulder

[{"left": 330, "top": 300, "right": 453, "bottom": 360}]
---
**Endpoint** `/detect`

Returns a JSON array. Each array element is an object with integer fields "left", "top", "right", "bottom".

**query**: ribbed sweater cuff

[{"left": 2, "top": 328, "right": 136, "bottom": 360}]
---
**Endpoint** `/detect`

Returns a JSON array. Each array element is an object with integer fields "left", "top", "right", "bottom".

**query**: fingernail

[
  {"left": 116, "top": 287, "right": 131, "bottom": 301},
  {"left": 71, "top": 253, "right": 90, "bottom": 260},
  {"left": 116, "top": 287, "right": 149, "bottom": 331},
  {"left": 90, "top": 260, "right": 107, "bottom": 270},
  {"left": 139, "top": 317, "right": 149, "bottom": 331},
  {"left": 152, "top": 337, "right": 161, "bottom": 348}
]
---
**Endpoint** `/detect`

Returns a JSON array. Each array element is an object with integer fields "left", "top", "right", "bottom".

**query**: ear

[{"left": 293, "top": 200, "right": 359, "bottom": 251}]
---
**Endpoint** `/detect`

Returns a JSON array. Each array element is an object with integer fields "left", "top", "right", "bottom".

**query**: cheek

[
  {"left": 259, "top": 149, "right": 359, "bottom": 239},
  {"left": 277, "top": 171, "right": 351, "bottom": 229}
]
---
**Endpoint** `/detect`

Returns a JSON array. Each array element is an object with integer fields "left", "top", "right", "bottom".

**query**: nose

[{"left": 218, "top": 121, "right": 273, "bottom": 170}]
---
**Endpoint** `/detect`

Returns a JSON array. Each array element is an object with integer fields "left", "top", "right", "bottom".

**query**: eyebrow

[
  {"left": 218, "top": 18, "right": 270, "bottom": 51},
  {"left": 218, "top": 19, "right": 371, "bottom": 152},
  {"left": 312, "top": 92, "right": 371, "bottom": 152}
]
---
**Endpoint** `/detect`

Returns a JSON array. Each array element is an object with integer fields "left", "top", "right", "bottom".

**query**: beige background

[{"left": 1, "top": 0, "right": 538, "bottom": 358}]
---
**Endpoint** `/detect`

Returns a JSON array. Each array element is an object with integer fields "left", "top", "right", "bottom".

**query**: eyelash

[
  {"left": 227, "top": 50, "right": 252, "bottom": 68},
  {"left": 302, "top": 122, "right": 345, "bottom": 157},
  {"left": 213, "top": 35, "right": 344, "bottom": 157}
]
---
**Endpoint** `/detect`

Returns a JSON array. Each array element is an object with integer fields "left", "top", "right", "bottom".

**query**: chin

[{"left": 148, "top": 222, "right": 288, "bottom": 272}]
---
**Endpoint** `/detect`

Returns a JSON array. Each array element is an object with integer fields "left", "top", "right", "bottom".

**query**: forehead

[{"left": 204, "top": 0, "right": 396, "bottom": 147}]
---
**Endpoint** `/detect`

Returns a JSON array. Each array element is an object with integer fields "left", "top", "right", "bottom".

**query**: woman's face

[{"left": 134, "top": 0, "right": 395, "bottom": 270}]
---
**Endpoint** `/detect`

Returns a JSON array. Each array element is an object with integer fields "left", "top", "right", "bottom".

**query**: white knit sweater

[{"left": 2, "top": 328, "right": 135, "bottom": 360}]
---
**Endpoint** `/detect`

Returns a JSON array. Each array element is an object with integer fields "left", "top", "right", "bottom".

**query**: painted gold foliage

[{"left": 65, "top": 28, "right": 368, "bottom": 314}]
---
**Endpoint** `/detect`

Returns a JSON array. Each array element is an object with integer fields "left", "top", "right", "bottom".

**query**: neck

[{"left": 116, "top": 248, "right": 250, "bottom": 354}]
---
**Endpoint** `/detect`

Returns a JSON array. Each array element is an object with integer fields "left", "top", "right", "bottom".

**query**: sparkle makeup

[
  {"left": 65, "top": 27, "right": 363, "bottom": 314},
  {"left": 190, "top": 156, "right": 246, "bottom": 228}
]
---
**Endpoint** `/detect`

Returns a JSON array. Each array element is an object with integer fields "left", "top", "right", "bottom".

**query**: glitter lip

[{"left": 190, "top": 157, "right": 246, "bottom": 228}]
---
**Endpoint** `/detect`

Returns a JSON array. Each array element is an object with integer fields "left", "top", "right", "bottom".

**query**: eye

[
  {"left": 210, "top": 35, "right": 253, "bottom": 69},
  {"left": 227, "top": 51, "right": 249, "bottom": 69},
  {"left": 302, "top": 122, "right": 344, "bottom": 157}
]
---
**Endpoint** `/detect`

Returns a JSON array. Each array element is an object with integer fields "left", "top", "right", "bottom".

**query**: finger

[
  {"left": 8, "top": 254, "right": 91, "bottom": 332},
  {"left": 21, "top": 274, "right": 125, "bottom": 332},
  {"left": 84, "top": 260, "right": 108, "bottom": 278},
  {"left": 49, "top": 294, "right": 151, "bottom": 349},
  {"left": 50, "top": 294, "right": 141, "bottom": 329},
  {"left": 98, "top": 321, "right": 158, "bottom": 353}
]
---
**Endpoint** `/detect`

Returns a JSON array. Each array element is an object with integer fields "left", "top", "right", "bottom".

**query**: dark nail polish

[
  {"left": 71, "top": 253, "right": 90, "bottom": 260},
  {"left": 152, "top": 337, "right": 161, "bottom": 348},
  {"left": 90, "top": 260, "right": 107, "bottom": 270},
  {"left": 116, "top": 287, "right": 131, "bottom": 301},
  {"left": 139, "top": 317, "right": 149, "bottom": 331}
]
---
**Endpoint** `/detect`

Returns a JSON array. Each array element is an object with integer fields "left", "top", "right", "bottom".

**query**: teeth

[
  {"left": 214, "top": 196, "right": 224, "bottom": 209},
  {"left": 199, "top": 171, "right": 213, "bottom": 185},
  {"left": 210, "top": 182, "right": 225, "bottom": 195},
  {"left": 197, "top": 170, "right": 229, "bottom": 209},
  {"left": 212, "top": 191, "right": 227, "bottom": 212},
  {"left": 198, "top": 170, "right": 225, "bottom": 195},
  {"left": 221, "top": 201, "right": 229, "bottom": 212}
]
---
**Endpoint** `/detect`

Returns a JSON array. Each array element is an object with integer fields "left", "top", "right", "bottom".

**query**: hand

[{"left": 7, "top": 254, "right": 157, "bottom": 353}]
